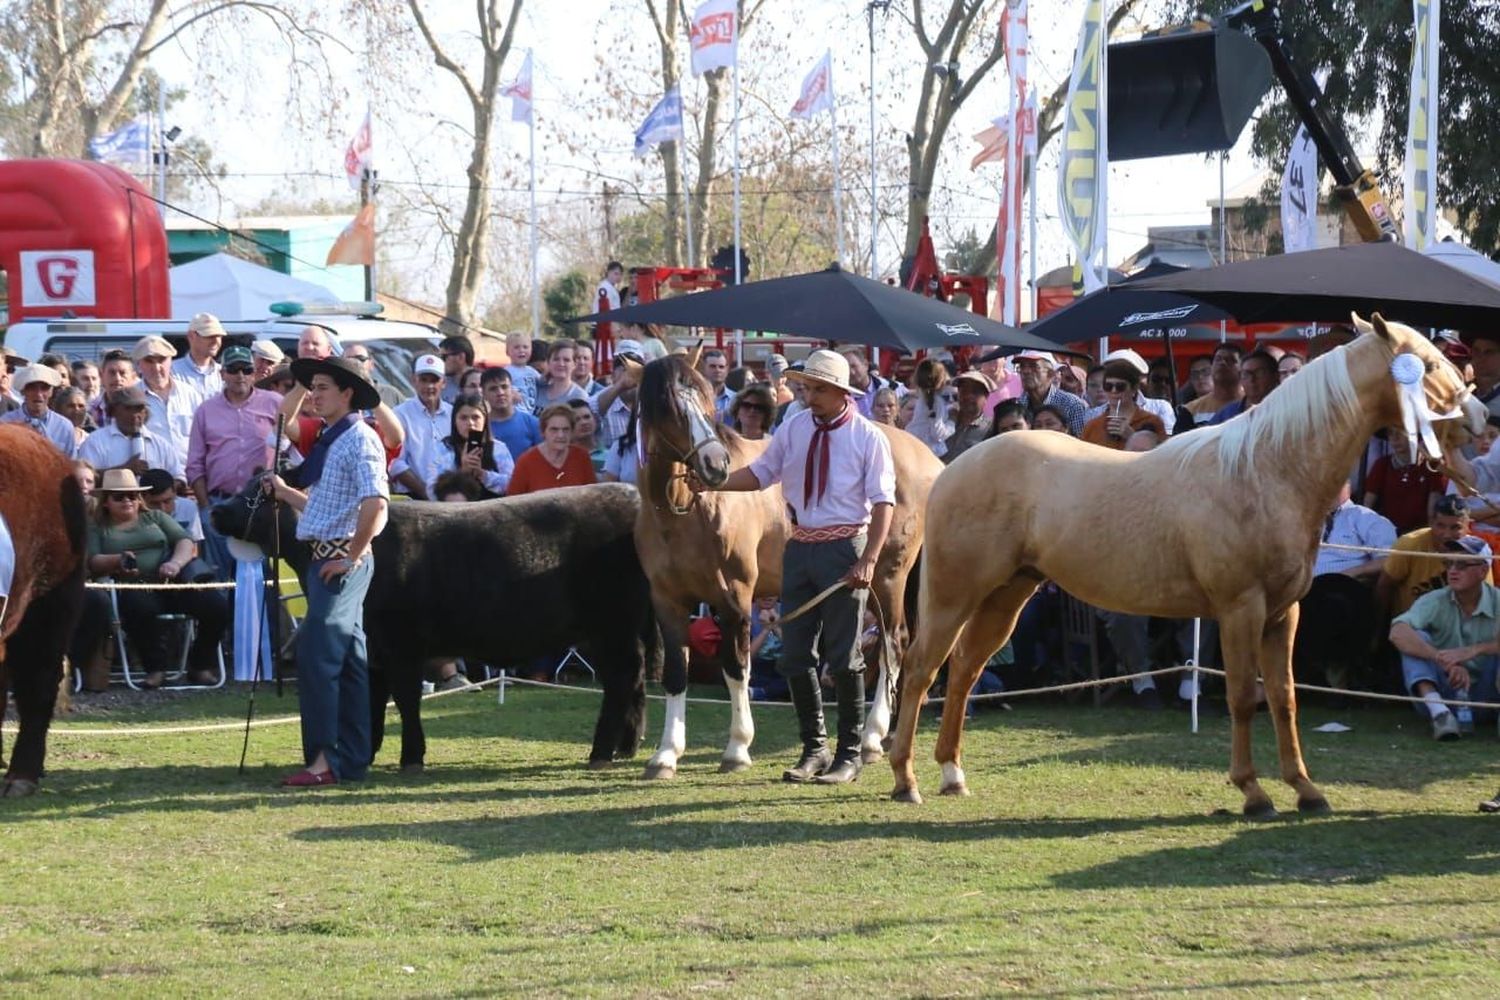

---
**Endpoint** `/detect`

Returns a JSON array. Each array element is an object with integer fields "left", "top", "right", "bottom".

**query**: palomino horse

[
  {"left": 633, "top": 353, "right": 942, "bottom": 778},
  {"left": 889, "top": 315, "right": 1485, "bottom": 816},
  {"left": 0, "top": 426, "right": 88, "bottom": 796}
]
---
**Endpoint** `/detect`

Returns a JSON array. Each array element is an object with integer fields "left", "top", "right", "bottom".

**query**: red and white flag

[
  {"left": 501, "top": 50, "right": 534, "bottom": 124},
  {"left": 971, "top": 115, "right": 1011, "bottom": 171},
  {"left": 997, "top": 0, "right": 1033, "bottom": 325},
  {"left": 689, "top": 0, "right": 738, "bottom": 76},
  {"left": 790, "top": 51, "right": 833, "bottom": 119},
  {"left": 326, "top": 202, "right": 376, "bottom": 267},
  {"left": 342, "top": 109, "right": 373, "bottom": 190}
]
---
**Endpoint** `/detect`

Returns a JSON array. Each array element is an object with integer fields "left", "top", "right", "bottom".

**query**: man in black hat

[{"left": 264, "top": 355, "right": 389, "bottom": 789}]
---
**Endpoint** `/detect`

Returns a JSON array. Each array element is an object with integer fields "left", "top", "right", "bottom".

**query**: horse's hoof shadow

[
  {"left": 717, "top": 759, "right": 752, "bottom": 774},
  {"left": 399, "top": 763, "right": 425, "bottom": 777},
  {"left": 1296, "top": 796, "right": 1333, "bottom": 817},
  {"left": 891, "top": 787, "right": 923, "bottom": 805},
  {"left": 0, "top": 778, "right": 39, "bottom": 798},
  {"left": 642, "top": 763, "right": 676, "bottom": 781}
]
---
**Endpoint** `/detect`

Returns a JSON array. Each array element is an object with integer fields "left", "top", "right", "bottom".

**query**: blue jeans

[
  {"left": 297, "top": 557, "right": 373, "bottom": 780},
  {"left": 1399, "top": 628, "right": 1500, "bottom": 719}
]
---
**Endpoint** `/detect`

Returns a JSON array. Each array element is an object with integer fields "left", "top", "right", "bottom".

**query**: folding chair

[{"left": 105, "top": 583, "right": 226, "bottom": 692}]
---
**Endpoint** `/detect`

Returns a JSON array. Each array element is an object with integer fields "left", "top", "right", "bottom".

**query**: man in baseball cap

[
  {"left": 175, "top": 312, "right": 226, "bottom": 397},
  {"left": 133, "top": 334, "right": 199, "bottom": 462},
  {"left": 251, "top": 339, "right": 286, "bottom": 381},
  {"left": 1006, "top": 349, "right": 1089, "bottom": 436},
  {"left": 389, "top": 354, "right": 452, "bottom": 499},
  {"left": 0, "top": 363, "right": 76, "bottom": 456},
  {"left": 689, "top": 348, "right": 896, "bottom": 785}
]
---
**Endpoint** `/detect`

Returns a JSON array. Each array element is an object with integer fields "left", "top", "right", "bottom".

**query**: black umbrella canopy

[
  {"left": 1029, "top": 261, "right": 1236, "bottom": 346},
  {"left": 1122, "top": 241, "right": 1500, "bottom": 330},
  {"left": 569, "top": 264, "right": 1064, "bottom": 354}
]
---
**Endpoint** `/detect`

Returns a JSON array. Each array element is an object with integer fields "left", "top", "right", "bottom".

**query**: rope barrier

[
  {"left": 1318, "top": 541, "right": 1493, "bottom": 562},
  {"left": 86, "top": 580, "right": 245, "bottom": 591}
]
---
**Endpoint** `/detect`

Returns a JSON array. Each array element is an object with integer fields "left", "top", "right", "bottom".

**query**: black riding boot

[
  {"left": 816, "top": 670, "right": 865, "bottom": 784},
  {"left": 782, "top": 669, "right": 831, "bottom": 782}
]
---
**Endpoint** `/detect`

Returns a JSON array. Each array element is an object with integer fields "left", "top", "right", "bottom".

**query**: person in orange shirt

[
  {"left": 507, "top": 403, "right": 597, "bottom": 495},
  {"left": 1080, "top": 361, "right": 1166, "bottom": 449}
]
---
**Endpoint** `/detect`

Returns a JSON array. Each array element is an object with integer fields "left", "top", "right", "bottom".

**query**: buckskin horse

[
  {"left": 0, "top": 426, "right": 88, "bottom": 797},
  {"left": 631, "top": 352, "right": 942, "bottom": 778},
  {"left": 889, "top": 315, "right": 1485, "bottom": 816}
]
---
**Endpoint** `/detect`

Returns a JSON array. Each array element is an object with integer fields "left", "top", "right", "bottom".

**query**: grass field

[{"left": 4, "top": 683, "right": 1499, "bottom": 997}]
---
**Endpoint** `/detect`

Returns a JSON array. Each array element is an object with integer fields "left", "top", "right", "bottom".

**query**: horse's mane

[
  {"left": 1161, "top": 337, "right": 1367, "bottom": 480},
  {"left": 637, "top": 353, "right": 746, "bottom": 453}
]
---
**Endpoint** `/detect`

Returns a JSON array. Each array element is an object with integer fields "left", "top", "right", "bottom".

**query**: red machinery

[
  {"left": 590, "top": 266, "right": 725, "bottom": 374},
  {"left": 0, "top": 159, "right": 170, "bottom": 322},
  {"left": 897, "top": 216, "right": 992, "bottom": 378}
]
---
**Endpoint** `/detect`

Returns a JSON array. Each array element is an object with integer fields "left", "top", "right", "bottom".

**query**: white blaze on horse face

[
  {"left": 649, "top": 692, "right": 688, "bottom": 773},
  {"left": 722, "top": 671, "right": 754, "bottom": 768},
  {"left": 677, "top": 386, "right": 731, "bottom": 485}
]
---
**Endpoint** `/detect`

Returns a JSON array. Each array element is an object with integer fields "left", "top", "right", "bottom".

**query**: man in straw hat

[
  {"left": 0, "top": 363, "right": 77, "bottom": 457},
  {"left": 264, "top": 354, "right": 389, "bottom": 788},
  {"left": 689, "top": 348, "right": 896, "bottom": 785}
]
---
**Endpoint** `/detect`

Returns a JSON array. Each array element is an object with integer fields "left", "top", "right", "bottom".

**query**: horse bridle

[{"left": 645, "top": 386, "right": 722, "bottom": 517}]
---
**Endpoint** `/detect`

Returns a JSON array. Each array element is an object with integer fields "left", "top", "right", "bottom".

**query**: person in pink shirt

[
  {"left": 187, "top": 345, "right": 281, "bottom": 577},
  {"left": 976, "top": 348, "right": 1023, "bottom": 417}
]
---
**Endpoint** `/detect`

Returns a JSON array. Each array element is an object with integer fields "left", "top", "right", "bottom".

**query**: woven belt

[
  {"left": 310, "top": 539, "right": 352, "bottom": 561},
  {"left": 790, "top": 523, "right": 865, "bottom": 544}
]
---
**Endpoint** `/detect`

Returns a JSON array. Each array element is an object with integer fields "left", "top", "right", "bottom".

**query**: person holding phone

[{"left": 425, "top": 394, "right": 514, "bottom": 499}]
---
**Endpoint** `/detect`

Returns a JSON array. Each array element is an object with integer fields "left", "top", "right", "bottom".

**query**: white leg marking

[
  {"left": 721, "top": 670, "right": 755, "bottom": 768},
  {"left": 647, "top": 692, "right": 687, "bottom": 773},
  {"left": 863, "top": 662, "right": 893, "bottom": 756},
  {"left": 941, "top": 761, "right": 966, "bottom": 791}
]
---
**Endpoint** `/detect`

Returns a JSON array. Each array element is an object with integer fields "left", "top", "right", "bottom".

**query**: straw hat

[
  {"left": 785, "top": 349, "right": 863, "bottom": 396},
  {"left": 93, "top": 469, "right": 151, "bottom": 495}
]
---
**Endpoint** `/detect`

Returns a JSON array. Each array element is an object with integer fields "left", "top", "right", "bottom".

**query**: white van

[{"left": 3, "top": 306, "right": 440, "bottom": 398}]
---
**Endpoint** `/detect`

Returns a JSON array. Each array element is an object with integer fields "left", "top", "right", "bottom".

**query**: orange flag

[{"left": 326, "top": 203, "right": 375, "bottom": 267}]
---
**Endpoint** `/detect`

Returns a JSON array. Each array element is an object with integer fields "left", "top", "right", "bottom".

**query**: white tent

[
  {"left": 1421, "top": 241, "right": 1500, "bottom": 290},
  {"left": 169, "top": 253, "right": 340, "bottom": 320}
]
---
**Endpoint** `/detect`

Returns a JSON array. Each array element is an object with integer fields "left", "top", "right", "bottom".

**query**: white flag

[
  {"left": 343, "top": 110, "right": 373, "bottom": 190},
  {"left": 1000, "top": 0, "right": 1032, "bottom": 325},
  {"left": 501, "top": 50, "right": 534, "bottom": 124},
  {"left": 689, "top": 0, "right": 737, "bottom": 76},
  {"left": 790, "top": 52, "right": 833, "bottom": 119},
  {"left": 1280, "top": 126, "right": 1320, "bottom": 254},
  {"left": 1057, "top": 0, "right": 1108, "bottom": 293},
  {"left": 1404, "top": 0, "right": 1440, "bottom": 248}
]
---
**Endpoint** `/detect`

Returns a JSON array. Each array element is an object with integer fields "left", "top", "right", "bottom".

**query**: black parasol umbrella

[
  {"left": 1121, "top": 241, "right": 1500, "bottom": 329},
  {"left": 568, "top": 263, "right": 1065, "bottom": 354},
  {"left": 1029, "top": 261, "right": 1239, "bottom": 346}
]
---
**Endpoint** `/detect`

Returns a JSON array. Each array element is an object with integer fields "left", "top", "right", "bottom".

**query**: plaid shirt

[{"left": 297, "top": 421, "right": 389, "bottom": 542}]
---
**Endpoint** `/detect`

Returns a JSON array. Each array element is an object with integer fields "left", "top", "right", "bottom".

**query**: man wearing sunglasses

[{"left": 187, "top": 346, "right": 281, "bottom": 577}]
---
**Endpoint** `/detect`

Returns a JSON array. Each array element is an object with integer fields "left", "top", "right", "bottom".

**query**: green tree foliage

[
  {"left": 1163, "top": 0, "right": 1500, "bottom": 252},
  {"left": 542, "top": 269, "right": 592, "bottom": 337}
]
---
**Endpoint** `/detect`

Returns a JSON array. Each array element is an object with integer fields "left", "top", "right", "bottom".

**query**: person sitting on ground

[
  {"left": 507, "top": 403, "right": 598, "bottom": 495},
  {"left": 942, "top": 370, "right": 994, "bottom": 463},
  {"left": 1081, "top": 361, "right": 1166, "bottom": 450},
  {"left": 534, "top": 339, "right": 590, "bottom": 414},
  {"left": 869, "top": 386, "right": 900, "bottom": 426},
  {"left": 1389, "top": 536, "right": 1500, "bottom": 741},
  {"left": 86, "top": 468, "right": 228, "bottom": 689},
  {"left": 1376, "top": 494, "right": 1479, "bottom": 617},
  {"left": 1184, "top": 343, "right": 1244, "bottom": 425},
  {"left": 905, "top": 358, "right": 953, "bottom": 456},
  {"left": 480, "top": 366, "right": 541, "bottom": 463},
  {"left": 1031, "top": 404, "right": 1070, "bottom": 435},
  {"left": 730, "top": 383, "right": 776, "bottom": 441},
  {"left": 984, "top": 399, "right": 1029, "bottom": 438},
  {"left": 426, "top": 393, "right": 515, "bottom": 499},
  {"left": 1363, "top": 434, "right": 1448, "bottom": 536}
]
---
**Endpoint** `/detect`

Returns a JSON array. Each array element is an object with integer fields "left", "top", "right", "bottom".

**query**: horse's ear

[
  {"left": 1350, "top": 312, "right": 1376, "bottom": 336},
  {"left": 687, "top": 340, "right": 704, "bottom": 371},
  {"left": 1369, "top": 312, "right": 1394, "bottom": 343}
]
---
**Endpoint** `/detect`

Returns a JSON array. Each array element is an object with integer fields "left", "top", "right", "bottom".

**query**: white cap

[
  {"left": 250, "top": 339, "right": 285, "bottom": 363},
  {"left": 1103, "top": 348, "right": 1149, "bottom": 375},
  {"left": 188, "top": 313, "right": 226, "bottom": 338},
  {"left": 1012, "top": 349, "right": 1057, "bottom": 367},
  {"left": 414, "top": 354, "right": 444, "bottom": 378}
]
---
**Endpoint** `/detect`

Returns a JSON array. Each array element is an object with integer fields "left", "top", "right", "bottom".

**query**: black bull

[{"left": 211, "top": 481, "right": 660, "bottom": 771}]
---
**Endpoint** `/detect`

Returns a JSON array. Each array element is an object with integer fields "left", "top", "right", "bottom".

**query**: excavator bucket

[{"left": 1107, "top": 27, "right": 1273, "bottom": 160}]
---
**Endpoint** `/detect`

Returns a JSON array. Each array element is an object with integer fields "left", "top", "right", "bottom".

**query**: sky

[{"left": 146, "top": 0, "right": 1274, "bottom": 317}]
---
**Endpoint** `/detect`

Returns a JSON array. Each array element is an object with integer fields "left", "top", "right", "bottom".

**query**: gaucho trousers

[{"left": 297, "top": 556, "right": 373, "bottom": 780}]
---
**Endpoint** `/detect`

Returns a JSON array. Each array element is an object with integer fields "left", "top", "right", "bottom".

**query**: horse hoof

[
  {"left": 939, "top": 783, "right": 970, "bottom": 797},
  {"left": 587, "top": 758, "right": 614, "bottom": 771},
  {"left": 1242, "top": 801, "right": 1280, "bottom": 822},
  {"left": 718, "top": 759, "right": 751, "bottom": 774},
  {"left": 642, "top": 763, "right": 676, "bottom": 781},
  {"left": 0, "top": 778, "right": 39, "bottom": 798},
  {"left": 891, "top": 787, "right": 923, "bottom": 805},
  {"left": 860, "top": 747, "right": 884, "bottom": 765},
  {"left": 1297, "top": 796, "right": 1332, "bottom": 816},
  {"left": 399, "top": 763, "right": 425, "bottom": 776}
]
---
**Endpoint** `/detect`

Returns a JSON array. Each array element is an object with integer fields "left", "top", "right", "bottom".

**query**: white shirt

[
  {"left": 390, "top": 397, "right": 453, "bottom": 494},
  {"left": 424, "top": 440, "right": 515, "bottom": 498},
  {"left": 596, "top": 279, "right": 622, "bottom": 312},
  {"left": 145, "top": 379, "right": 202, "bottom": 465},
  {"left": 1313, "top": 499, "right": 1397, "bottom": 576},
  {"left": 78, "top": 423, "right": 184, "bottom": 480},
  {"left": 749, "top": 407, "right": 896, "bottom": 529},
  {"left": 171, "top": 355, "right": 222, "bottom": 398},
  {"left": 904, "top": 394, "right": 952, "bottom": 457}
]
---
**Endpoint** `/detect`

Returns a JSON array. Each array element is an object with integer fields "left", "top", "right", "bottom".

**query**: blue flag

[
  {"left": 634, "top": 87, "right": 684, "bottom": 159},
  {"left": 88, "top": 119, "right": 152, "bottom": 165}
]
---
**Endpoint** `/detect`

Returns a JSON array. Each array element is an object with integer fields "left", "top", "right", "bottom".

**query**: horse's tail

[
  {"left": 59, "top": 472, "right": 88, "bottom": 573},
  {"left": 640, "top": 599, "right": 664, "bottom": 685}
]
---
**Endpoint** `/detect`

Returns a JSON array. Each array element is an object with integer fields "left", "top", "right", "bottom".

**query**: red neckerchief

[{"left": 804, "top": 404, "right": 854, "bottom": 509}]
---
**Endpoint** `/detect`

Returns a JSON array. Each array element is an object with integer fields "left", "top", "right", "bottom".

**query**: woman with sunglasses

[
  {"left": 1080, "top": 360, "right": 1166, "bottom": 450},
  {"left": 85, "top": 468, "right": 228, "bottom": 688},
  {"left": 730, "top": 384, "right": 776, "bottom": 441},
  {"left": 427, "top": 393, "right": 515, "bottom": 499}
]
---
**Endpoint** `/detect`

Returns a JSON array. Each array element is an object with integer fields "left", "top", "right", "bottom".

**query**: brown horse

[
  {"left": 632, "top": 353, "right": 942, "bottom": 777},
  {"left": 889, "top": 315, "right": 1485, "bottom": 816},
  {"left": 0, "top": 426, "right": 88, "bottom": 797}
]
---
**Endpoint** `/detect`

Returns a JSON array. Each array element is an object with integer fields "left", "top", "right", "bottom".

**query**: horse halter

[{"left": 646, "top": 386, "right": 721, "bottom": 516}]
